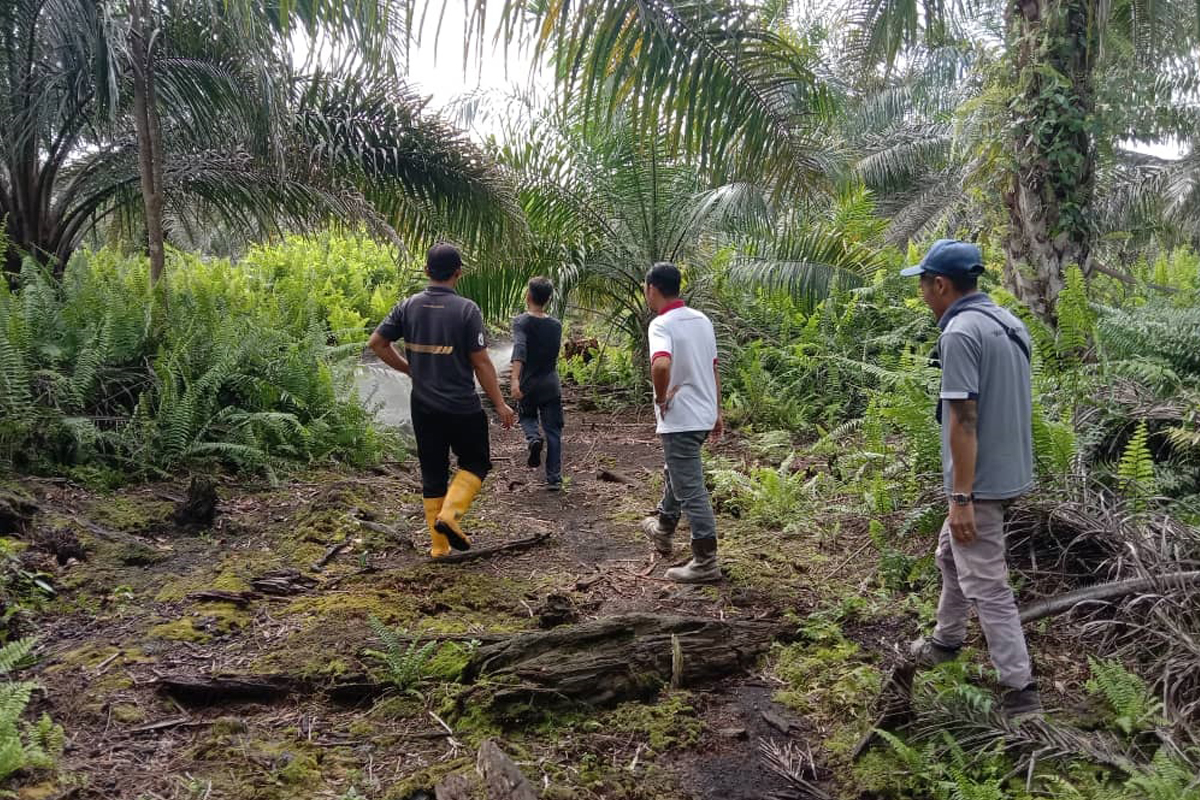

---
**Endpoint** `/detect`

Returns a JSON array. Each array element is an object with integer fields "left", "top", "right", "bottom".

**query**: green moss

[
  {"left": 423, "top": 641, "right": 478, "bottom": 682},
  {"left": 275, "top": 752, "right": 320, "bottom": 786},
  {"left": 211, "top": 717, "right": 249, "bottom": 735},
  {"left": 283, "top": 587, "right": 415, "bottom": 624},
  {"left": 369, "top": 695, "right": 423, "bottom": 721},
  {"left": 193, "top": 600, "right": 252, "bottom": 634},
  {"left": 383, "top": 758, "right": 473, "bottom": 800},
  {"left": 88, "top": 496, "right": 173, "bottom": 533},
  {"left": 147, "top": 617, "right": 211, "bottom": 643},
  {"left": 111, "top": 704, "right": 146, "bottom": 724},
  {"left": 601, "top": 691, "right": 705, "bottom": 753},
  {"left": 154, "top": 565, "right": 252, "bottom": 602},
  {"left": 770, "top": 629, "right": 881, "bottom": 738}
]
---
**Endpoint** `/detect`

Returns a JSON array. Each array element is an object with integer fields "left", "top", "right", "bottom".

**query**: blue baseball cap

[{"left": 900, "top": 239, "right": 984, "bottom": 278}]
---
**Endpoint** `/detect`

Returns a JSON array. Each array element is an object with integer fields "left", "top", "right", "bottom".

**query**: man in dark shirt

[
  {"left": 368, "top": 243, "right": 516, "bottom": 558},
  {"left": 510, "top": 277, "right": 564, "bottom": 490}
]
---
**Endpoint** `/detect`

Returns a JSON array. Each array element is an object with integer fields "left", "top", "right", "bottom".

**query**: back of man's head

[
  {"left": 427, "top": 243, "right": 463, "bottom": 281},
  {"left": 528, "top": 276, "right": 554, "bottom": 307},
  {"left": 646, "top": 262, "right": 682, "bottom": 297}
]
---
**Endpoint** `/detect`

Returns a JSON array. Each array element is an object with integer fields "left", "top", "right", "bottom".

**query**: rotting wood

[
  {"left": 462, "top": 613, "right": 782, "bottom": 708},
  {"left": 156, "top": 674, "right": 295, "bottom": 706},
  {"left": 251, "top": 569, "right": 317, "bottom": 596},
  {"left": 429, "top": 532, "right": 551, "bottom": 565},
  {"left": 477, "top": 739, "right": 539, "bottom": 800},
  {"left": 188, "top": 590, "right": 259, "bottom": 606},
  {"left": 0, "top": 488, "right": 38, "bottom": 535},
  {"left": 434, "top": 774, "right": 475, "bottom": 800},
  {"left": 173, "top": 475, "right": 218, "bottom": 528},
  {"left": 128, "top": 716, "right": 209, "bottom": 734}
]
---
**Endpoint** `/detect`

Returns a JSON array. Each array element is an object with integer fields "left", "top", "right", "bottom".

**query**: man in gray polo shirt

[{"left": 901, "top": 239, "right": 1041, "bottom": 719}]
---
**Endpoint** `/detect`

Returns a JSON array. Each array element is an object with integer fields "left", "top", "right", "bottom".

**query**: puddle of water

[{"left": 352, "top": 344, "right": 513, "bottom": 431}]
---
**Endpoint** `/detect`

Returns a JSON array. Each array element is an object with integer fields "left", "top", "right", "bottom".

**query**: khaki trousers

[{"left": 932, "top": 499, "right": 1033, "bottom": 689}]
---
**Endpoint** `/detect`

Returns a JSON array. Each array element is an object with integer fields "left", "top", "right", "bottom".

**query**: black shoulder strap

[{"left": 947, "top": 306, "right": 1031, "bottom": 363}]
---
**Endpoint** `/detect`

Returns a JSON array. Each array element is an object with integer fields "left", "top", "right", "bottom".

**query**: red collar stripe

[{"left": 658, "top": 299, "right": 686, "bottom": 315}]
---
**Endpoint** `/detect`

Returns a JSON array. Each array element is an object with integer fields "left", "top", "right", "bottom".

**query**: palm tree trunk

[
  {"left": 1002, "top": 0, "right": 1098, "bottom": 326},
  {"left": 130, "top": 0, "right": 167, "bottom": 285}
]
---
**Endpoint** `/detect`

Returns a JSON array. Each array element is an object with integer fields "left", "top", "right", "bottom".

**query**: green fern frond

[
  {"left": 1117, "top": 421, "right": 1157, "bottom": 509},
  {"left": 0, "top": 639, "right": 37, "bottom": 676}
]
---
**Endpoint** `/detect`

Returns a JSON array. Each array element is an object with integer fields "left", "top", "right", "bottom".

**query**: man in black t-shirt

[
  {"left": 510, "top": 277, "right": 564, "bottom": 490},
  {"left": 369, "top": 244, "right": 515, "bottom": 558}
]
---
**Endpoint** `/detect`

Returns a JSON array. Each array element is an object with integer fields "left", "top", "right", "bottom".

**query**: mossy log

[
  {"left": 463, "top": 613, "right": 782, "bottom": 708},
  {"left": 0, "top": 487, "right": 38, "bottom": 535}
]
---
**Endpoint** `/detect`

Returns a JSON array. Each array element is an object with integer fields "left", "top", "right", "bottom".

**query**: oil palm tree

[
  {"left": 0, "top": 0, "right": 519, "bottom": 280},
  {"left": 469, "top": 93, "right": 882, "bottom": 345},
  {"left": 838, "top": 0, "right": 1200, "bottom": 322}
]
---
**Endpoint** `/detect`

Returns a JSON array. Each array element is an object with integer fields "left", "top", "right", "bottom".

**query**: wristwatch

[{"left": 949, "top": 492, "right": 974, "bottom": 506}]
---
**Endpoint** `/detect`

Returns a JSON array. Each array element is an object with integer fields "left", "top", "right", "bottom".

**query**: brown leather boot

[{"left": 665, "top": 536, "right": 721, "bottom": 583}]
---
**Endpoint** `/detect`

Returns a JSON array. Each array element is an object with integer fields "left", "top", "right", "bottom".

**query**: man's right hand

[
  {"left": 496, "top": 403, "right": 516, "bottom": 430},
  {"left": 511, "top": 384, "right": 523, "bottom": 401}
]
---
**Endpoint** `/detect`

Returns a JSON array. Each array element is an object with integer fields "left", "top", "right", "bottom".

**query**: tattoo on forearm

[{"left": 951, "top": 400, "right": 977, "bottom": 435}]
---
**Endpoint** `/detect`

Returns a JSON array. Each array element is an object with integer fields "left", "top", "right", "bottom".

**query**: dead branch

[
  {"left": 311, "top": 541, "right": 351, "bottom": 572},
  {"left": 1020, "top": 571, "right": 1200, "bottom": 623},
  {"left": 429, "top": 532, "right": 551, "bottom": 565}
]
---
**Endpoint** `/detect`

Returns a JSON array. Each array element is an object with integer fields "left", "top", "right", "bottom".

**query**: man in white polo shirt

[{"left": 639, "top": 262, "right": 724, "bottom": 583}]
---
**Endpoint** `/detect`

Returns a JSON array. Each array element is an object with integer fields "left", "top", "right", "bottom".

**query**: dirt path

[{"left": 9, "top": 391, "right": 919, "bottom": 799}]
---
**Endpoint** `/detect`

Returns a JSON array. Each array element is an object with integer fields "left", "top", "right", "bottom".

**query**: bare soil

[{"left": 4, "top": 389, "right": 1083, "bottom": 800}]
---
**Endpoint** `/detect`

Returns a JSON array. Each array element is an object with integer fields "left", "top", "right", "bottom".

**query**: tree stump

[
  {"left": 463, "top": 613, "right": 782, "bottom": 709},
  {"left": 174, "top": 475, "right": 219, "bottom": 528},
  {"left": 0, "top": 487, "right": 38, "bottom": 536}
]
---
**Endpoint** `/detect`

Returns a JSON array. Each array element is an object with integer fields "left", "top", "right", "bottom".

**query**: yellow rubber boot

[
  {"left": 435, "top": 471, "right": 482, "bottom": 551},
  {"left": 424, "top": 497, "right": 450, "bottom": 558}
]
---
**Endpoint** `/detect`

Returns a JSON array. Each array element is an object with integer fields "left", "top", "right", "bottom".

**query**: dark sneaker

[
  {"left": 527, "top": 440, "right": 543, "bottom": 468},
  {"left": 547, "top": 480, "right": 562, "bottom": 492},
  {"left": 909, "top": 637, "right": 961, "bottom": 669},
  {"left": 1002, "top": 684, "right": 1043, "bottom": 721}
]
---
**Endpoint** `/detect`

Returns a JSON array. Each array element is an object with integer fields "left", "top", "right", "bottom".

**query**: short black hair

[
  {"left": 645, "top": 262, "right": 681, "bottom": 297},
  {"left": 920, "top": 271, "right": 978, "bottom": 293},
  {"left": 527, "top": 276, "right": 553, "bottom": 306},
  {"left": 427, "top": 243, "right": 463, "bottom": 281}
]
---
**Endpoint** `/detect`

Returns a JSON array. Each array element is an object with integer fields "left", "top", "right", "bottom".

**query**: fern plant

[
  {"left": 0, "top": 638, "right": 63, "bottom": 784},
  {"left": 1116, "top": 422, "right": 1157, "bottom": 511},
  {"left": 364, "top": 616, "right": 438, "bottom": 696},
  {"left": 1085, "top": 658, "right": 1162, "bottom": 737}
]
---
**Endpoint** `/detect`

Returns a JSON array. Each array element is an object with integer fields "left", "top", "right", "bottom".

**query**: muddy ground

[{"left": 4, "top": 391, "right": 1087, "bottom": 800}]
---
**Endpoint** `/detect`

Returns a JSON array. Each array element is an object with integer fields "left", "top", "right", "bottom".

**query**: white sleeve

[{"left": 649, "top": 319, "right": 672, "bottom": 362}]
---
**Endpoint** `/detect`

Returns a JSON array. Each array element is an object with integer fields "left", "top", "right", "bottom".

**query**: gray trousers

[
  {"left": 657, "top": 430, "right": 717, "bottom": 540},
  {"left": 933, "top": 499, "right": 1033, "bottom": 689}
]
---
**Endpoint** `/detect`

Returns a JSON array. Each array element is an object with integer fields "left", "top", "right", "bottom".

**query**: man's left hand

[
  {"left": 948, "top": 502, "right": 976, "bottom": 545},
  {"left": 710, "top": 414, "right": 724, "bottom": 442}
]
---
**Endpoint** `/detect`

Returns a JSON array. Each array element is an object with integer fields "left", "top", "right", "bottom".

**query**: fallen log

[
  {"left": 463, "top": 613, "right": 782, "bottom": 709},
  {"left": 429, "top": 532, "right": 551, "bottom": 565},
  {"left": 156, "top": 674, "right": 295, "bottom": 705},
  {"left": 1019, "top": 571, "right": 1200, "bottom": 623}
]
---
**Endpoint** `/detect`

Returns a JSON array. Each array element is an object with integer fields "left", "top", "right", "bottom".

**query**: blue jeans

[
  {"left": 657, "top": 430, "right": 717, "bottom": 540},
  {"left": 519, "top": 396, "right": 563, "bottom": 484}
]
